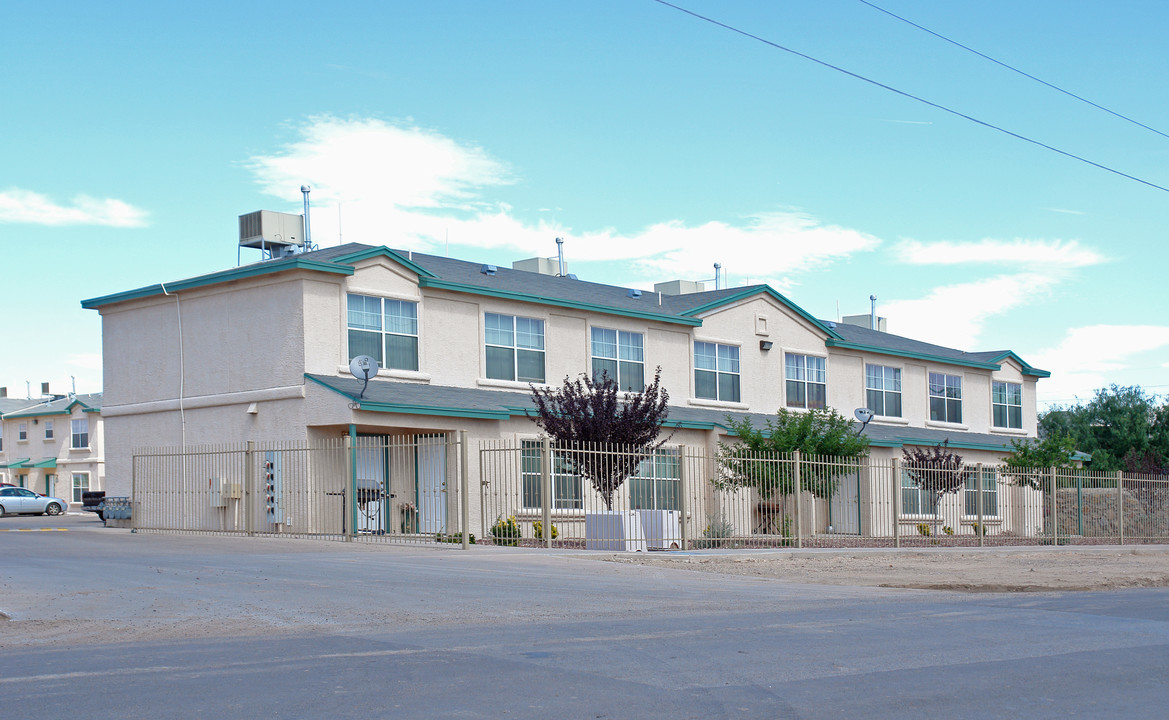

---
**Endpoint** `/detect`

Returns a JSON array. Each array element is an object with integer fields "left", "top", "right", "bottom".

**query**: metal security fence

[
  {"left": 479, "top": 443, "right": 1169, "bottom": 549},
  {"left": 131, "top": 434, "right": 472, "bottom": 547}
]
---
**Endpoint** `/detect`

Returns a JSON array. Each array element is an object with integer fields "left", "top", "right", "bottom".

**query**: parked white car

[{"left": 0, "top": 487, "right": 68, "bottom": 516}]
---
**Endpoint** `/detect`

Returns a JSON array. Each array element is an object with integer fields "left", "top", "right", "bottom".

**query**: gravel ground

[{"left": 598, "top": 544, "right": 1169, "bottom": 592}]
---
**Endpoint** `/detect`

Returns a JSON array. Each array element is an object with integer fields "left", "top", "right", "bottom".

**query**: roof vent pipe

[
  {"left": 714, "top": 263, "right": 722, "bottom": 290},
  {"left": 555, "top": 237, "right": 565, "bottom": 277},
  {"left": 300, "top": 185, "right": 313, "bottom": 251},
  {"left": 870, "top": 294, "right": 877, "bottom": 330}
]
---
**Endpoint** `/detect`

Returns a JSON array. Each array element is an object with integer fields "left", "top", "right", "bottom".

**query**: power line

[
  {"left": 649, "top": 0, "right": 1169, "bottom": 194},
  {"left": 856, "top": 0, "right": 1169, "bottom": 141}
]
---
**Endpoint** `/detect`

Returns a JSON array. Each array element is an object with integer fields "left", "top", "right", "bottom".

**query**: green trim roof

[
  {"left": 824, "top": 338, "right": 1003, "bottom": 371},
  {"left": 1, "top": 458, "right": 30, "bottom": 469}
]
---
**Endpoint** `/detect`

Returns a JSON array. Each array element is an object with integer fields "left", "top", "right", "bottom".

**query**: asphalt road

[{"left": 2, "top": 514, "right": 1168, "bottom": 719}]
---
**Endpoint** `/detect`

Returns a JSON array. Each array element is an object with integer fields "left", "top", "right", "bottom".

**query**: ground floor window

[
  {"left": 72, "top": 472, "right": 90, "bottom": 503},
  {"left": 963, "top": 468, "right": 998, "bottom": 517},
  {"left": 629, "top": 448, "right": 681, "bottom": 511},
  {"left": 521, "top": 441, "right": 583, "bottom": 510},
  {"left": 900, "top": 471, "right": 937, "bottom": 516}
]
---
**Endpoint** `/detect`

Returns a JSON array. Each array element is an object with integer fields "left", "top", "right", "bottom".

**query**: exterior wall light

[{"left": 759, "top": 340, "right": 773, "bottom": 351}]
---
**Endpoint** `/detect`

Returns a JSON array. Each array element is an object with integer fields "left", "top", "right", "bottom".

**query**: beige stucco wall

[{"left": 0, "top": 405, "right": 104, "bottom": 502}]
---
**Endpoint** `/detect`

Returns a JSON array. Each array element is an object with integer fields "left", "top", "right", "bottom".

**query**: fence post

[
  {"left": 793, "top": 450, "right": 803, "bottom": 549},
  {"left": 245, "top": 441, "right": 255, "bottom": 537},
  {"left": 1049, "top": 466, "right": 1057, "bottom": 545},
  {"left": 541, "top": 436, "right": 552, "bottom": 549},
  {"left": 460, "top": 430, "right": 470, "bottom": 550},
  {"left": 679, "top": 446, "right": 689, "bottom": 550},
  {"left": 1118, "top": 470, "right": 1125, "bottom": 545},
  {"left": 344, "top": 435, "right": 354, "bottom": 542},
  {"left": 892, "top": 457, "right": 900, "bottom": 549},
  {"left": 131, "top": 452, "right": 139, "bottom": 531},
  {"left": 976, "top": 462, "right": 984, "bottom": 548}
]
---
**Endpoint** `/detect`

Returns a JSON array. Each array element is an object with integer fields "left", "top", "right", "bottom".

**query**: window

[
  {"left": 928, "top": 373, "right": 962, "bottom": 423},
  {"left": 520, "top": 441, "right": 582, "bottom": 510},
  {"left": 694, "top": 342, "right": 740, "bottom": 402},
  {"left": 900, "top": 471, "right": 937, "bottom": 516},
  {"left": 72, "top": 472, "right": 90, "bottom": 503},
  {"left": 963, "top": 467, "right": 998, "bottom": 517},
  {"left": 485, "top": 313, "right": 545, "bottom": 383},
  {"left": 18, "top": 474, "right": 28, "bottom": 489},
  {"left": 591, "top": 328, "right": 645, "bottom": 391},
  {"left": 18, "top": 423, "right": 27, "bottom": 441},
  {"left": 46, "top": 473, "right": 57, "bottom": 497},
  {"left": 71, "top": 418, "right": 89, "bottom": 449},
  {"left": 44, "top": 420, "right": 54, "bottom": 440},
  {"left": 865, "top": 364, "right": 902, "bottom": 417},
  {"left": 785, "top": 354, "right": 827, "bottom": 409},
  {"left": 347, "top": 294, "right": 419, "bottom": 371},
  {"left": 0, "top": 423, "right": 4, "bottom": 451},
  {"left": 629, "top": 448, "right": 681, "bottom": 511},
  {"left": 992, "top": 381, "right": 1023, "bottom": 429}
]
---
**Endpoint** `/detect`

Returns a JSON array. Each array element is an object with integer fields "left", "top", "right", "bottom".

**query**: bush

[
  {"left": 490, "top": 515, "right": 522, "bottom": 546},
  {"left": 942, "top": 525, "right": 955, "bottom": 536},
  {"left": 694, "top": 513, "right": 737, "bottom": 549},
  {"left": 436, "top": 533, "right": 476, "bottom": 544},
  {"left": 533, "top": 520, "right": 558, "bottom": 540},
  {"left": 917, "top": 523, "right": 932, "bottom": 537}
]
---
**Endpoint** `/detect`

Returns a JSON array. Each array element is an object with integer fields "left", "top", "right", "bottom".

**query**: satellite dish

[
  {"left": 854, "top": 407, "right": 874, "bottom": 435},
  {"left": 348, "top": 355, "right": 379, "bottom": 399}
]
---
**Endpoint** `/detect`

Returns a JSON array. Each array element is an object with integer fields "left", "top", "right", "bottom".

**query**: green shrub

[
  {"left": 436, "top": 533, "right": 476, "bottom": 544},
  {"left": 490, "top": 515, "right": 522, "bottom": 546},
  {"left": 533, "top": 520, "right": 558, "bottom": 540},
  {"left": 694, "top": 513, "right": 736, "bottom": 549},
  {"left": 942, "top": 525, "right": 955, "bottom": 536},
  {"left": 916, "top": 523, "right": 932, "bottom": 537}
]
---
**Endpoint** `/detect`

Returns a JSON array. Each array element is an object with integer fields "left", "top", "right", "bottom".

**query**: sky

[{"left": 3, "top": 0, "right": 1168, "bottom": 410}]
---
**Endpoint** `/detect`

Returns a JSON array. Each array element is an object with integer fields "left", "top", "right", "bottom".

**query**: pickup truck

[{"left": 81, "top": 490, "right": 106, "bottom": 520}]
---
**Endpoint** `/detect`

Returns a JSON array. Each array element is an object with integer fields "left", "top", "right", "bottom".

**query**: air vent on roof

[
  {"left": 239, "top": 211, "right": 305, "bottom": 250},
  {"left": 481, "top": 264, "right": 498, "bottom": 276},
  {"left": 628, "top": 289, "right": 642, "bottom": 299}
]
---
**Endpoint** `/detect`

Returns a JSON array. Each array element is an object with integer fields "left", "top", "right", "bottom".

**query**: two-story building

[
  {"left": 82, "top": 239, "right": 1047, "bottom": 535},
  {"left": 0, "top": 391, "right": 104, "bottom": 505}
]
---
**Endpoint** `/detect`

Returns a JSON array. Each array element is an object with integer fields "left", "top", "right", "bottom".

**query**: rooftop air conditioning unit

[{"left": 239, "top": 211, "right": 305, "bottom": 250}]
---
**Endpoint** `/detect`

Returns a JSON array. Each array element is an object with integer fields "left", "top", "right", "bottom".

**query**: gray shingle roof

[
  {"left": 305, "top": 374, "right": 1018, "bottom": 452},
  {"left": 3, "top": 393, "right": 102, "bottom": 418}
]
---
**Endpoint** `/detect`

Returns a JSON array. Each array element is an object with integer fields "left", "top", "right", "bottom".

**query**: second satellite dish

[{"left": 349, "top": 355, "right": 379, "bottom": 399}]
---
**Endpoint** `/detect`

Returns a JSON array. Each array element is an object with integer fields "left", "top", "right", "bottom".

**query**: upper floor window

[
  {"left": 928, "top": 373, "right": 962, "bottom": 424},
  {"left": 992, "top": 381, "right": 1023, "bottom": 429},
  {"left": 591, "top": 328, "right": 644, "bottom": 391},
  {"left": 44, "top": 420, "right": 54, "bottom": 440},
  {"left": 0, "top": 423, "right": 4, "bottom": 451},
  {"left": 18, "top": 423, "right": 28, "bottom": 441},
  {"left": 694, "top": 342, "right": 740, "bottom": 402},
  {"left": 865, "top": 364, "right": 902, "bottom": 417},
  {"left": 347, "top": 294, "right": 419, "bottom": 372},
  {"left": 71, "top": 418, "right": 89, "bottom": 449},
  {"left": 785, "top": 354, "right": 827, "bottom": 409},
  {"left": 485, "top": 313, "right": 545, "bottom": 383}
]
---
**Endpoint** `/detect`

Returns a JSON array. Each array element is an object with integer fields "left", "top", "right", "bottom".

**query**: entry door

[
  {"left": 355, "top": 436, "right": 387, "bottom": 533},
  {"left": 416, "top": 435, "right": 447, "bottom": 533}
]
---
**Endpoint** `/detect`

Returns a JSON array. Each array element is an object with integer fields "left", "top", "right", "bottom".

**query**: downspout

[{"left": 160, "top": 283, "right": 186, "bottom": 449}]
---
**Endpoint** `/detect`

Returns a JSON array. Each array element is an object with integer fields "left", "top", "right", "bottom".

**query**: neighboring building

[
  {"left": 82, "top": 239, "right": 1047, "bottom": 531},
  {"left": 0, "top": 392, "right": 104, "bottom": 503}
]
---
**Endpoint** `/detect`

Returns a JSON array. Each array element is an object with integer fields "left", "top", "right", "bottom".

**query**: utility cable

[
  {"left": 649, "top": 0, "right": 1169, "bottom": 194},
  {"left": 856, "top": 0, "right": 1169, "bottom": 141}
]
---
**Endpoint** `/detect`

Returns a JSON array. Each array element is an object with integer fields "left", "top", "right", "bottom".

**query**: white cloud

[
  {"left": 894, "top": 238, "right": 1105, "bottom": 269},
  {"left": 247, "top": 116, "right": 880, "bottom": 287},
  {"left": 1030, "top": 325, "right": 1169, "bottom": 407},
  {"left": 880, "top": 273, "right": 1058, "bottom": 349},
  {"left": 0, "top": 188, "right": 148, "bottom": 227}
]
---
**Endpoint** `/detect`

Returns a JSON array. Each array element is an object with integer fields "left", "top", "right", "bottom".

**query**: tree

[
  {"left": 902, "top": 441, "right": 966, "bottom": 530},
  {"left": 716, "top": 408, "right": 870, "bottom": 501},
  {"left": 1003, "top": 433, "right": 1078, "bottom": 490},
  {"left": 527, "top": 367, "right": 670, "bottom": 510},
  {"left": 1040, "top": 385, "right": 1168, "bottom": 471}
]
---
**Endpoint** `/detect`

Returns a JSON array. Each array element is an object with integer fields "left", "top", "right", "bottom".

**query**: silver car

[{"left": 0, "top": 487, "right": 68, "bottom": 516}]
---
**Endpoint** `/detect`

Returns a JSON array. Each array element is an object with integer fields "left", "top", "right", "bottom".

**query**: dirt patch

[{"left": 600, "top": 545, "right": 1169, "bottom": 592}]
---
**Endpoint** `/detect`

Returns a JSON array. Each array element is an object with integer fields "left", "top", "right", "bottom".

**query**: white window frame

[
  {"left": 963, "top": 467, "right": 999, "bottom": 518},
  {"left": 785, "top": 353, "right": 827, "bottom": 409},
  {"left": 992, "top": 381, "right": 1023, "bottom": 429},
  {"left": 44, "top": 419, "right": 54, "bottom": 440},
  {"left": 346, "top": 293, "right": 420, "bottom": 372},
  {"left": 71, "top": 418, "right": 89, "bottom": 449},
  {"left": 928, "top": 372, "right": 963, "bottom": 424},
  {"left": 0, "top": 422, "right": 4, "bottom": 451},
  {"left": 520, "top": 440, "right": 582, "bottom": 511},
  {"left": 485, "top": 313, "right": 546, "bottom": 384},
  {"left": 865, "top": 364, "right": 902, "bottom": 418},
  {"left": 72, "top": 472, "right": 90, "bottom": 503},
  {"left": 900, "top": 470, "right": 938, "bottom": 517},
  {"left": 18, "top": 422, "right": 27, "bottom": 441},
  {"left": 590, "top": 327, "right": 645, "bottom": 391},
  {"left": 694, "top": 341, "right": 740, "bottom": 402},
  {"left": 628, "top": 448, "right": 681, "bottom": 511}
]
